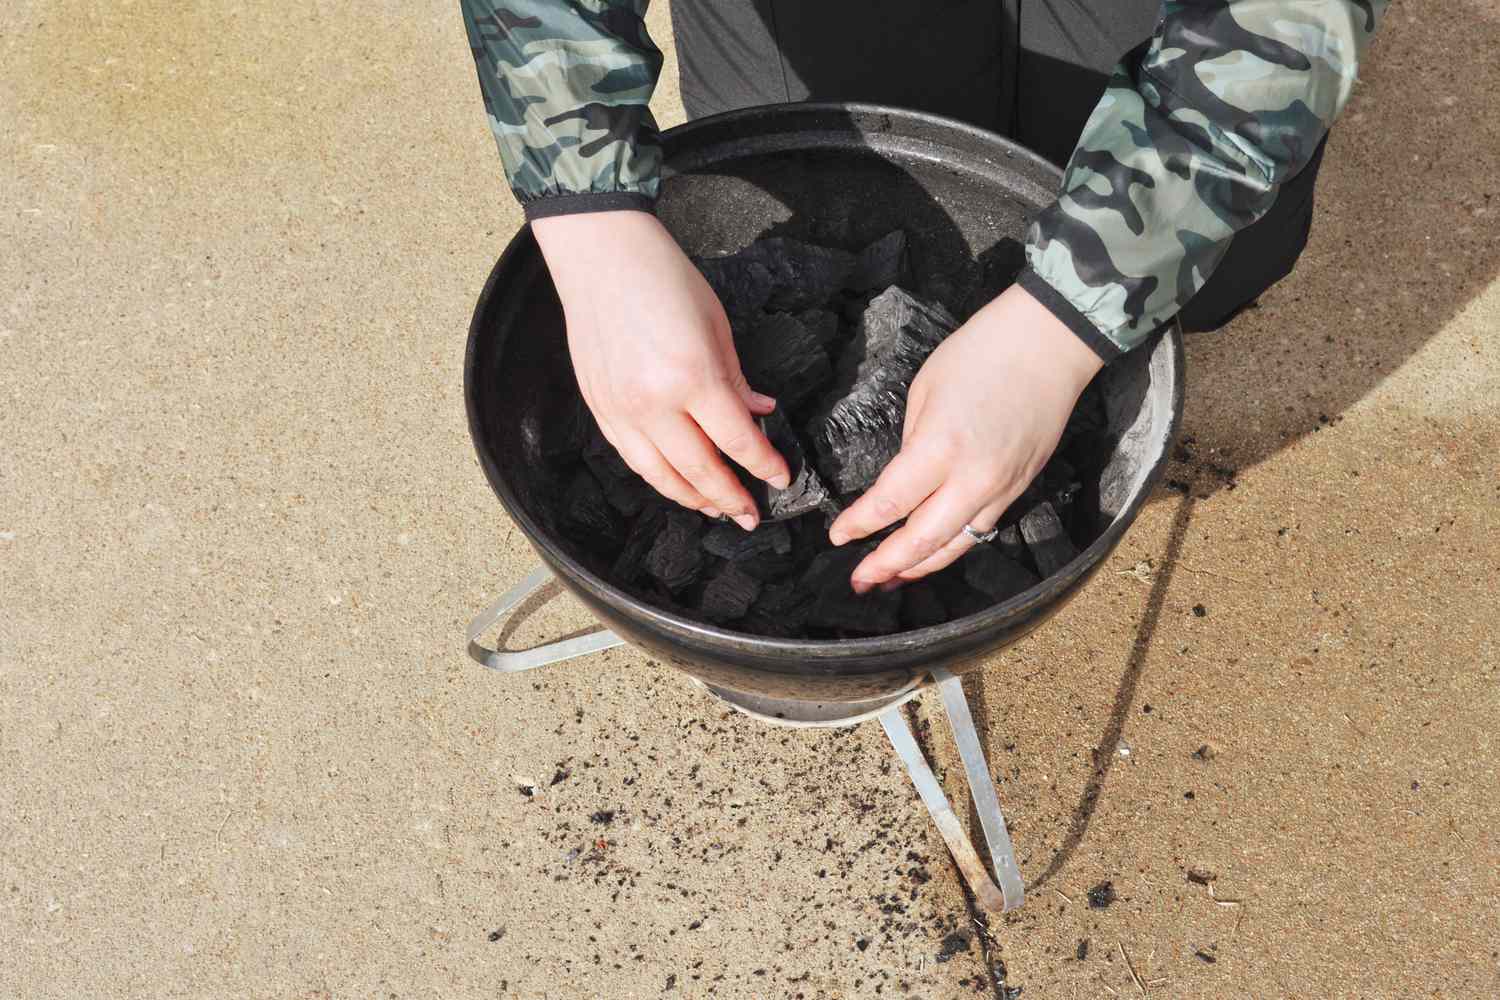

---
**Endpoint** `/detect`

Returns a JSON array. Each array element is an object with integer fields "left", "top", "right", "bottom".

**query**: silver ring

[{"left": 962, "top": 524, "right": 998, "bottom": 545}]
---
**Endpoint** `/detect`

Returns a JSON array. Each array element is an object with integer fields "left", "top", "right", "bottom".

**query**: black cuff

[
  {"left": 521, "top": 191, "right": 657, "bottom": 222},
  {"left": 1016, "top": 267, "right": 1124, "bottom": 364}
]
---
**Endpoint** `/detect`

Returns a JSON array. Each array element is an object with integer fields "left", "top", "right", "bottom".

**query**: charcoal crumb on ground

[
  {"left": 1076, "top": 938, "right": 1089, "bottom": 960},
  {"left": 1194, "top": 949, "right": 1217, "bottom": 964},
  {"left": 936, "top": 931, "right": 972, "bottom": 963},
  {"left": 1086, "top": 881, "right": 1117, "bottom": 909},
  {"left": 1192, "top": 603, "right": 1208, "bottom": 617},
  {"left": 589, "top": 810, "right": 616, "bottom": 826}
]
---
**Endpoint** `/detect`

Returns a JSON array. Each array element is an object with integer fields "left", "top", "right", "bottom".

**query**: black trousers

[{"left": 668, "top": 0, "right": 1326, "bottom": 333}]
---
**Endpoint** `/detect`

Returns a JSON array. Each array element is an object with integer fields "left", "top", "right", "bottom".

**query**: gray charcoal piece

[
  {"left": 808, "top": 286, "right": 958, "bottom": 495},
  {"left": 802, "top": 546, "right": 902, "bottom": 635},
  {"left": 848, "top": 230, "right": 911, "bottom": 292},
  {"left": 962, "top": 546, "right": 1041, "bottom": 602},
  {"left": 694, "top": 237, "right": 857, "bottom": 316},
  {"left": 561, "top": 468, "right": 623, "bottom": 553},
  {"left": 734, "top": 312, "right": 832, "bottom": 410},
  {"left": 702, "top": 520, "right": 794, "bottom": 581},
  {"left": 699, "top": 563, "right": 764, "bottom": 623},
  {"left": 693, "top": 255, "right": 777, "bottom": 318},
  {"left": 740, "top": 408, "right": 838, "bottom": 521},
  {"left": 1019, "top": 501, "right": 1080, "bottom": 578},
  {"left": 644, "top": 512, "right": 704, "bottom": 593}
]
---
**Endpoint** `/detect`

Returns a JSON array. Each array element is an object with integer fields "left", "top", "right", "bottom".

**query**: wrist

[{"left": 981, "top": 285, "right": 1105, "bottom": 390}]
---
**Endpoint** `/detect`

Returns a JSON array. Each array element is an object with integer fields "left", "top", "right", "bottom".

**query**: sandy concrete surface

[{"left": 2, "top": 1, "right": 1496, "bottom": 997}]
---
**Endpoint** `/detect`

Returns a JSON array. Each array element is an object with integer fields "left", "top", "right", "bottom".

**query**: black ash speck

[{"left": 1086, "top": 881, "right": 1117, "bottom": 909}]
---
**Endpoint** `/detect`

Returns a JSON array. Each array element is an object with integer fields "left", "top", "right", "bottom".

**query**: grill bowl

[{"left": 465, "top": 103, "right": 1183, "bottom": 702}]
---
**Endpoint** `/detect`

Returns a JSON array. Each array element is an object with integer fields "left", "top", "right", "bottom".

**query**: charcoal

[
  {"left": 701, "top": 521, "right": 794, "bottom": 579},
  {"left": 696, "top": 237, "right": 857, "bottom": 316},
  {"left": 740, "top": 580, "right": 812, "bottom": 638},
  {"left": 537, "top": 393, "right": 591, "bottom": 462},
  {"left": 899, "top": 582, "right": 950, "bottom": 631},
  {"left": 583, "top": 429, "right": 654, "bottom": 517},
  {"left": 802, "top": 545, "right": 902, "bottom": 635},
  {"left": 808, "top": 287, "right": 958, "bottom": 495},
  {"left": 962, "top": 546, "right": 1041, "bottom": 602},
  {"left": 699, "top": 563, "right": 763, "bottom": 623},
  {"left": 694, "top": 255, "right": 777, "bottom": 318},
  {"left": 735, "top": 312, "right": 832, "bottom": 409},
  {"left": 561, "top": 469, "right": 624, "bottom": 556},
  {"left": 848, "top": 230, "right": 911, "bottom": 292},
  {"left": 740, "top": 408, "right": 838, "bottom": 521},
  {"left": 612, "top": 507, "right": 667, "bottom": 584},
  {"left": 930, "top": 565, "right": 994, "bottom": 620},
  {"left": 797, "top": 308, "right": 843, "bottom": 349},
  {"left": 643, "top": 511, "right": 704, "bottom": 593},
  {"left": 995, "top": 524, "right": 1027, "bottom": 564},
  {"left": 1019, "top": 501, "right": 1080, "bottom": 578}
]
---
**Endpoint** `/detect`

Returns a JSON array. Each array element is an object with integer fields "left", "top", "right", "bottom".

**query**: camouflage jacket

[{"left": 460, "top": 0, "right": 1385, "bottom": 357}]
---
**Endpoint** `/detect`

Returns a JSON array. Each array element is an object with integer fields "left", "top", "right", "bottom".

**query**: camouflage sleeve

[
  {"left": 460, "top": 0, "right": 663, "bottom": 220},
  {"left": 1019, "top": 0, "right": 1387, "bottom": 358}
]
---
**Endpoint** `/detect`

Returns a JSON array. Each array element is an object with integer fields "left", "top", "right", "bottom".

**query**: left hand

[{"left": 827, "top": 284, "right": 1105, "bottom": 592}]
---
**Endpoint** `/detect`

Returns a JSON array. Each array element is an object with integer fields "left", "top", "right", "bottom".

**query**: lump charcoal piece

[
  {"left": 797, "top": 308, "right": 843, "bottom": 350},
  {"left": 802, "top": 545, "right": 902, "bottom": 635},
  {"left": 702, "top": 521, "right": 794, "bottom": 579},
  {"left": 899, "top": 582, "right": 950, "bottom": 631},
  {"left": 754, "top": 237, "right": 857, "bottom": 311},
  {"left": 537, "top": 393, "right": 591, "bottom": 463},
  {"left": 739, "top": 408, "right": 838, "bottom": 522},
  {"left": 808, "top": 287, "right": 958, "bottom": 494},
  {"left": 930, "top": 564, "right": 994, "bottom": 620},
  {"left": 962, "top": 546, "right": 1040, "bottom": 603},
  {"left": 735, "top": 312, "right": 832, "bottom": 410},
  {"left": 740, "top": 580, "right": 812, "bottom": 638},
  {"left": 695, "top": 237, "right": 856, "bottom": 316},
  {"left": 583, "top": 429, "right": 655, "bottom": 517},
  {"left": 612, "top": 508, "right": 667, "bottom": 585},
  {"left": 699, "top": 563, "right": 764, "bottom": 623},
  {"left": 1019, "top": 501, "right": 1080, "bottom": 578},
  {"left": 694, "top": 255, "right": 777, "bottom": 318},
  {"left": 561, "top": 468, "right": 624, "bottom": 556},
  {"left": 848, "top": 230, "right": 911, "bottom": 292},
  {"left": 995, "top": 524, "right": 1027, "bottom": 564},
  {"left": 644, "top": 512, "right": 704, "bottom": 593}
]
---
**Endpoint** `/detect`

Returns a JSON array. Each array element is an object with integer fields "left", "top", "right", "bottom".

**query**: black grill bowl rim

[{"left": 464, "top": 101, "right": 1184, "bottom": 669}]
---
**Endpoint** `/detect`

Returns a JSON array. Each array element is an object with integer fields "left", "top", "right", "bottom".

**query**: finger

[
  {"left": 690, "top": 388, "right": 791, "bottom": 489},
  {"left": 828, "top": 446, "right": 948, "bottom": 546},
  {"left": 605, "top": 424, "right": 718, "bottom": 516},
  {"left": 848, "top": 477, "right": 995, "bottom": 592},
  {"left": 887, "top": 494, "right": 1012, "bottom": 585},
  {"left": 652, "top": 414, "right": 760, "bottom": 530}
]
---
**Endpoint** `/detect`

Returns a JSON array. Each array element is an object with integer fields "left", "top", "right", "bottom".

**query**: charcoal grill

[{"left": 463, "top": 104, "right": 1184, "bottom": 913}]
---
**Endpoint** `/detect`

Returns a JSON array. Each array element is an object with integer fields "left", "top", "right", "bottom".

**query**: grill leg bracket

[
  {"left": 880, "top": 668, "right": 1025, "bottom": 913},
  {"left": 466, "top": 566, "right": 624, "bottom": 672}
]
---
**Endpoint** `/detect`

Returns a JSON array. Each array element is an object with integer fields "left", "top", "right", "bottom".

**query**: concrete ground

[{"left": 3, "top": 1, "right": 1497, "bottom": 997}]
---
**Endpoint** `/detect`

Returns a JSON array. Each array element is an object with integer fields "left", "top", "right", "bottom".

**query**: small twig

[
  {"left": 1207, "top": 883, "right": 1242, "bottom": 906},
  {"left": 1099, "top": 979, "right": 1119, "bottom": 997},
  {"left": 1051, "top": 887, "right": 1075, "bottom": 904},
  {"left": 216, "top": 808, "right": 233, "bottom": 842},
  {"left": 1179, "top": 562, "right": 1249, "bottom": 586},
  {"left": 1341, "top": 713, "right": 1367, "bottom": 738},
  {"left": 1119, "top": 942, "right": 1146, "bottom": 996}
]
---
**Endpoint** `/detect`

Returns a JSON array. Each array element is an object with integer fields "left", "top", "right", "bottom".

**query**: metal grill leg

[
  {"left": 879, "top": 667, "right": 1024, "bottom": 912},
  {"left": 466, "top": 566, "right": 624, "bottom": 672}
]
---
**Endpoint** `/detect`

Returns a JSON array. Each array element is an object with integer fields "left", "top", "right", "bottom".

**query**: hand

[
  {"left": 532, "top": 210, "right": 791, "bottom": 530},
  {"left": 828, "top": 284, "right": 1105, "bottom": 591}
]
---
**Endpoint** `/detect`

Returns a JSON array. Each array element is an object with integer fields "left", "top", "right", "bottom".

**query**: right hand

[{"left": 532, "top": 210, "right": 790, "bottom": 531}]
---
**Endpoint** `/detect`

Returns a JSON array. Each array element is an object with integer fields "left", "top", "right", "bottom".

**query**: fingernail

[
  {"left": 879, "top": 579, "right": 905, "bottom": 593},
  {"left": 752, "top": 392, "right": 777, "bottom": 408},
  {"left": 851, "top": 578, "right": 873, "bottom": 595},
  {"left": 769, "top": 473, "right": 791, "bottom": 490},
  {"left": 700, "top": 506, "right": 722, "bottom": 519},
  {"left": 733, "top": 513, "right": 758, "bottom": 532},
  {"left": 829, "top": 529, "right": 847, "bottom": 547}
]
